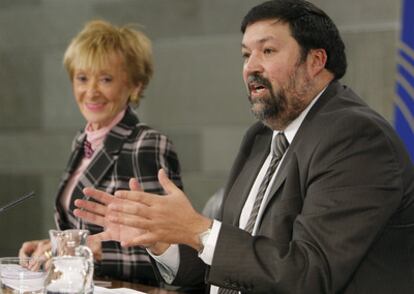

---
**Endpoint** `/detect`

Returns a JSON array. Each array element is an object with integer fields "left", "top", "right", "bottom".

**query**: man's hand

[
  {"left": 74, "top": 179, "right": 147, "bottom": 244},
  {"left": 107, "top": 169, "right": 213, "bottom": 251},
  {"left": 74, "top": 170, "right": 211, "bottom": 252},
  {"left": 86, "top": 235, "right": 103, "bottom": 261}
]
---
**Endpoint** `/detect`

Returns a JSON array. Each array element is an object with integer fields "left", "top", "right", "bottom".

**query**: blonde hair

[{"left": 63, "top": 20, "right": 153, "bottom": 104}]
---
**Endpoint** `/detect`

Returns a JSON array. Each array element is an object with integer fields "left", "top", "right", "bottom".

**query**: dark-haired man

[{"left": 74, "top": 0, "right": 414, "bottom": 293}]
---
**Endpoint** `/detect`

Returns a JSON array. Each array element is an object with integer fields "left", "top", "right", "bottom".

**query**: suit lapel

[
  {"left": 60, "top": 132, "right": 86, "bottom": 187},
  {"left": 55, "top": 132, "right": 85, "bottom": 216},
  {"left": 69, "top": 107, "right": 139, "bottom": 211},
  {"left": 225, "top": 132, "right": 272, "bottom": 226},
  {"left": 256, "top": 81, "right": 341, "bottom": 224}
]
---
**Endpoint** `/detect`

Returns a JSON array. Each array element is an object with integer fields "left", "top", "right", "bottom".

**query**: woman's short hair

[{"left": 63, "top": 20, "right": 153, "bottom": 104}]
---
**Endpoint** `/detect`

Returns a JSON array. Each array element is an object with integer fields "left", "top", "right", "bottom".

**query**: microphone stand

[{"left": 0, "top": 191, "right": 35, "bottom": 214}]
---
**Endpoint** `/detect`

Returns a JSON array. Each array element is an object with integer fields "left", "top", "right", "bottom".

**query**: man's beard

[{"left": 247, "top": 63, "right": 313, "bottom": 130}]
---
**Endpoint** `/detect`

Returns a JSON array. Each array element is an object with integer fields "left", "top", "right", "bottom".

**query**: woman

[{"left": 19, "top": 20, "right": 182, "bottom": 285}]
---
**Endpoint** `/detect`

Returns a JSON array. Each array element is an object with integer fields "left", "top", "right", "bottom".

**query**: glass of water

[
  {"left": 44, "top": 256, "right": 92, "bottom": 294},
  {"left": 0, "top": 257, "right": 46, "bottom": 294}
]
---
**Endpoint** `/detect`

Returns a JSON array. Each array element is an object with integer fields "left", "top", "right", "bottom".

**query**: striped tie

[
  {"left": 244, "top": 132, "right": 289, "bottom": 233},
  {"left": 217, "top": 132, "right": 289, "bottom": 294}
]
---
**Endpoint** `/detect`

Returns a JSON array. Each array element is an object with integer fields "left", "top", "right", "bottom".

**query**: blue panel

[
  {"left": 395, "top": 0, "right": 414, "bottom": 161},
  {"left": 399, "top": 49, "right": 414, "bottom": 68},
  {"left": 394, "top": 107, "right": 414, "bottom": 161},
  {"left": 397, "top": 64, "right": 414, "bottom": 88},
  {"left": 401, "top": 0, "right": 414, "bottom": 50},
  {"left": 396, "top": 85, "right": 414, "bottom": 120}
]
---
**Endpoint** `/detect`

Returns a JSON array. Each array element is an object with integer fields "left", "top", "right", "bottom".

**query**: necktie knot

[
  {"left": 83, "top": 139, "right": 94, "bottom": 158},
  {"left": 273, "top": 132, "right": 289, "bottom": 159}
]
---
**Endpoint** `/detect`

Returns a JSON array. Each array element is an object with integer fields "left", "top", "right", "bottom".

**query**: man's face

[{"left": 242, "top": 19, "right": 314, "bottom": 130}]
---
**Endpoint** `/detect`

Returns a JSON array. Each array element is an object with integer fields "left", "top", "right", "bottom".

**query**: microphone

[{"left": 0, "top": 191, "right": 35, "bottom": 214}]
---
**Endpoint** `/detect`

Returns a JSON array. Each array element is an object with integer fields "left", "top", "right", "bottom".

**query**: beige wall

[{"left": 0, "top": 0, "right": 400, "bottom": 255}]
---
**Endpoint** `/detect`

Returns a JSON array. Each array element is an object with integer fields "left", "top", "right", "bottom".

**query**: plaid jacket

[{"left": 54, "top": 107, "right": 182, "bottom": 285}]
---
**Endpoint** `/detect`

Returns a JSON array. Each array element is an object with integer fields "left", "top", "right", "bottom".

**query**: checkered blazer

[{"left": 54, "top": 107, "right": 182, "bottom": 285}]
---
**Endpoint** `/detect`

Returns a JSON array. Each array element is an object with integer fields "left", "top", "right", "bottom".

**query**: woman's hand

[{"left": 18, "top": 239, "right": 51, "bottom": 259}]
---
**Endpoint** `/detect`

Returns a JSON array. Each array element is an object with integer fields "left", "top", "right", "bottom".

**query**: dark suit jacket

[
  {"left": 172, "top": 81, "right": 414, "bottom": 293},
  {"left": 54, "top": 107, "right": 182, "bottom": 285}
]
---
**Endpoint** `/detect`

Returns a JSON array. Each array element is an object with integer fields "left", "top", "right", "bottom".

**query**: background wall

[{"left": 0, "top": 0, "right": 400, "bottom": 256}]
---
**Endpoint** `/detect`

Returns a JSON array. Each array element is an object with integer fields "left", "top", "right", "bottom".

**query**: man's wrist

[
  {"left": 197, "top": 228, "right": 212, "bottom": 254},
  {"left": 195, "top": 219, "right": 213, "bottom": 252},
  {"left": 198, "top": 220, "right": 221, "bottom": 265}
]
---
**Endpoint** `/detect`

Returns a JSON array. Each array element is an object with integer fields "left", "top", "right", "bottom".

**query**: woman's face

[{"left": 72, "top": 52, "right": 140, "bottom": 130}]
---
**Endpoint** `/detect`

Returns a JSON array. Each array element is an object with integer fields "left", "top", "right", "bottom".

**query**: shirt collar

[
  {"left": 85, "top": 108, "right": 127, "bottom": 148},
  {"left": 271, "top": 86, "right": 327, "bottom": 148}
]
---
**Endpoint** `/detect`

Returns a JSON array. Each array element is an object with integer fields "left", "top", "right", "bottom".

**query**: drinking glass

[
  {"left": 48, "top": 230, "right": 89, "bottom": 257},
  {"left": 0, "top": 257, "right": 46, "bottom": 294},
  {"left": 44, "top": 256, "right": 92, "bottom": 294},
  {"left": 48, "top": 229, "right": 94, "bottom": 294}
]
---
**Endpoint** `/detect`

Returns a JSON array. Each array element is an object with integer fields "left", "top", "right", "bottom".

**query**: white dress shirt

[{"left": 150, "top": 89, "right": 325, "bottom": 293}]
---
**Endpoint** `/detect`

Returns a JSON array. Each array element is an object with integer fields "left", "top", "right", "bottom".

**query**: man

[{"left": 74, "top": 0, "right": 414, "bottom": 293}]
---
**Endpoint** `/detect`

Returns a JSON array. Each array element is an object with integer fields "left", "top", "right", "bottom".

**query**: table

[{"left": 96, "top": 279, "right": 185, "bottom": 294}]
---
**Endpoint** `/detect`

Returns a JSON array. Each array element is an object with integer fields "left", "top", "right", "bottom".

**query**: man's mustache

[{"left": 247, "top": 74, "right": 272, "bottom": 90}]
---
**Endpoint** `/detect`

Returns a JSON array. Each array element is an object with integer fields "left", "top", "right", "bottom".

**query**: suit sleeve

[
  {"left": 96, "top": 129, "right": 183, "bottom": 284},
  {"left": 207, "top": 115, "right": 405, "bottom": 293}
]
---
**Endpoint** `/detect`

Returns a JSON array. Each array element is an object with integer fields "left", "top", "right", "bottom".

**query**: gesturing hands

[
  {"left": 74, "top": 169, "right": 212, "bottom": 253},
  {"left": 74, "top": 178, "right": 147, "bottom": 246}
]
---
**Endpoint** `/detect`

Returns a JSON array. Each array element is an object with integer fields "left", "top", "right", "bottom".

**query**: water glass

[
  {"left": 44, "top": 256, "right": 92, "bottom": 294},
  {"left": 0, "top": 257, "right": 46, "bottom": 294},
  {"left": 48, "top": 229, "right": 93, "bottom": 294}
]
